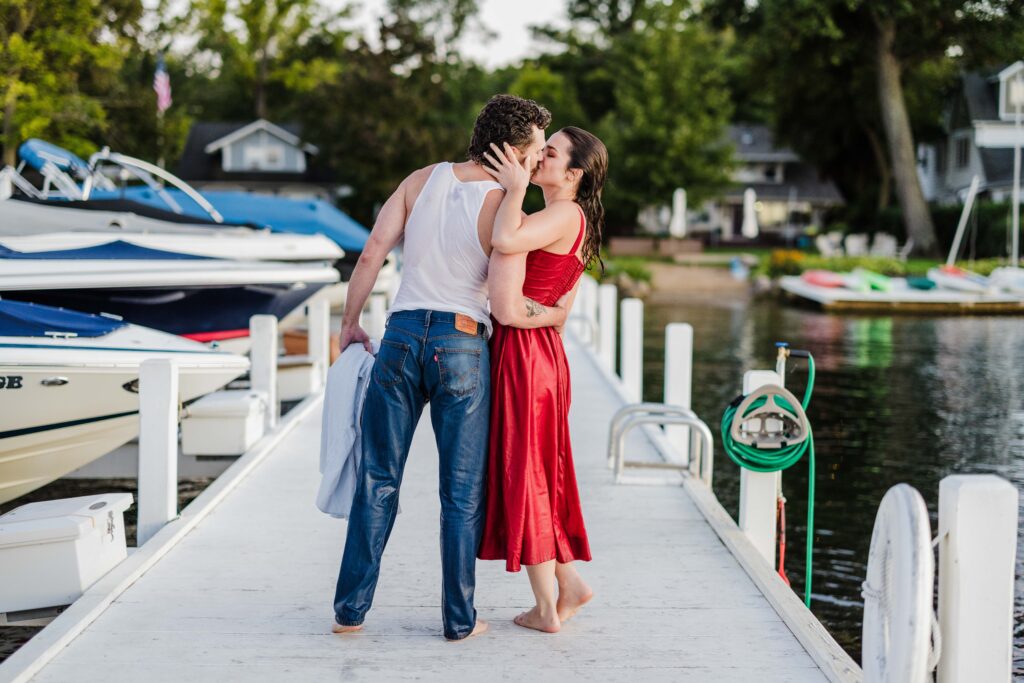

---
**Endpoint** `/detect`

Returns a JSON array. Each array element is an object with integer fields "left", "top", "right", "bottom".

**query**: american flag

[{"left": 153, "top": 54, "right": 172, "bottom": 114}]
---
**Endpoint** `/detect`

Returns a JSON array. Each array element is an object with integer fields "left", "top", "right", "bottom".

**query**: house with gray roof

[
  {"left": 917, "top": 61, "right": 1024, "bottom": 204},
  {"left": 693, "top": 124, "right": 843, "bottom": 240},
  {"left": 176, "top": 119, "right": 338, "bottom": 199}
]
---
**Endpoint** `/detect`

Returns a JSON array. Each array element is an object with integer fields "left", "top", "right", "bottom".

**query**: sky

[{"left": 351, "top": 0, "right": 569, "bottom": 68}]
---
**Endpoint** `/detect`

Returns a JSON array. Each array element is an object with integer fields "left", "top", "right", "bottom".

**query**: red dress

[{"left": 478, "top": 211, "right": 592, "bottom": 572}]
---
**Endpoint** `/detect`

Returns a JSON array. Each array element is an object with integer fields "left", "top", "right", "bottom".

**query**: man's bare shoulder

[{"left": 401, "top": 164, "right": 441, "bottom": 210}]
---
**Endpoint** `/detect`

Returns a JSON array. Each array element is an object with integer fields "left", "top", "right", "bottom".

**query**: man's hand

[
  {"left": 553, "top": 290, "right": 572, "bottom": 336},
  {"left": 340, "top": 321, "right": 373, "bottom": 355}
]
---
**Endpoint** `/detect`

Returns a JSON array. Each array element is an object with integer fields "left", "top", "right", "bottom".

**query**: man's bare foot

[
  {"left": 448, "top": 619, "right": 489, "bottom": 642},
  {"left": 557, "top": 577, "right": 594, "bottom": 622},
  {"left": 513, "top": 606, "right": 560, "bottom": 633},
  {"left": 332, "top": 620, "right": 363, "bottom": 634}
]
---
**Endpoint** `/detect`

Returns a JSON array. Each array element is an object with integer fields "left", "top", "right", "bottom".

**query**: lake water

[{"left": 641, "top": 290, "right": 1024, "bottom": 672}]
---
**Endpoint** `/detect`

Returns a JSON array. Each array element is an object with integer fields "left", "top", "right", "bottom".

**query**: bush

[
  {"left": 870, "top": 201, "right": 1012, "bottom": 259},
  {"left": 755, "top": 250, "right": 1008, "bottom": 279},
  {"left": 599, "top": 255, "right": 653, "bottom": 283}
]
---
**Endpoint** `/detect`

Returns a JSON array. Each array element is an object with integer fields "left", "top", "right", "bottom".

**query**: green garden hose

[{"left": 720, "top": 352, "right": 816, "bottom": 607}]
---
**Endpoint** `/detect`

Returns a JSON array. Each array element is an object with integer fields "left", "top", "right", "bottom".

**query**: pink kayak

[{"left": 801, "top": 270, "right": 847, "bottom": 288}]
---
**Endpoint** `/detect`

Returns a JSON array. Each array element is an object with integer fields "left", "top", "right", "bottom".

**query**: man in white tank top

[{"left": 332, "top": 95, "right": 569, "bottom": 641}]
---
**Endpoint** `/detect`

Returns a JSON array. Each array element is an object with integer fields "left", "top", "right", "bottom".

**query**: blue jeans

[{"left": 333, "top": 309, "right": 491, "bottom": 640}]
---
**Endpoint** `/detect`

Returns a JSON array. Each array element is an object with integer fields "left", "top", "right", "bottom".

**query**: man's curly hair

[{"left": 467, "top": 94, "right": 552, "bottom": 165}]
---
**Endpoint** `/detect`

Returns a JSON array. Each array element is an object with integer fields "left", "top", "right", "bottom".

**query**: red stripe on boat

[{"left": 183, "top": 329, "right": 250, "bottom": 342}]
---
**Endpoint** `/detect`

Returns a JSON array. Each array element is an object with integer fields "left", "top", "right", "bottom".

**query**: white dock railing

[
  {"left": 134, "top": 300, "right": 332, "bottom": 547},
  {"left": 583, "top": 273, "right": 1019, "bottom": 681}
]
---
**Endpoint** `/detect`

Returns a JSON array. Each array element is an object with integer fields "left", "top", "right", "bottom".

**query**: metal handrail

[
  {"left": 607, "top": 403, "right": 714, "bottom": 487},
  {"left": 85, "top": 148, "right": 225, "bottom": 223}
]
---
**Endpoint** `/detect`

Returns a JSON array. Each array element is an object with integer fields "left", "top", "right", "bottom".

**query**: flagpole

[{"left": 157, "top": 109, "right": 165, "bottom": 170}]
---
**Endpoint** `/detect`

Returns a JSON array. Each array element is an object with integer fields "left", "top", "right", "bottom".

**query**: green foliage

[
  {"left": 0, "top": 0, "right": 140, "bottom": 164},
  {"left": 874, "top": 201, "right": 1013, "bottom": 260},
  {"left": 599, "top": 254, "right": 653, "bottom": 283},
  {"left": 753, "top": 249, "right": 1007, "bottom": 279}
]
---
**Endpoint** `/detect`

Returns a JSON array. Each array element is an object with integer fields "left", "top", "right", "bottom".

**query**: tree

[
  {"left": 0, "top": 0, "right": 139, "bottom": 165},
  {"left": 706, "top": 0, "right": 1024, "bottom": 255},
  {"left": 535, "top": 1, "right": 734, "bottom": 229}
]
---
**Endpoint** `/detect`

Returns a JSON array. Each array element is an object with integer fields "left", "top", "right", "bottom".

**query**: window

[
  {"left": 935, "top": 141, "right": 946, "bottom": 174},
  {"left": 955, "top": 137, "right": 970, "bottom": 169}
]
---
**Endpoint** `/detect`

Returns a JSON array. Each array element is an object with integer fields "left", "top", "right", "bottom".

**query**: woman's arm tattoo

[{"left": 525, "top": 298, "right": 546, "bottom": 317}]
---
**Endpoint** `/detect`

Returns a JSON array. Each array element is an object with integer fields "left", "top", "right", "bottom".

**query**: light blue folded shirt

[{"left": 317, "top": 341, "right": 379, "bottom": 519}]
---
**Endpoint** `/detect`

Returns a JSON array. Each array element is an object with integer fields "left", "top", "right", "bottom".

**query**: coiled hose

[{"left": 720, "top": 354, "right": 816, "bottom": 607}]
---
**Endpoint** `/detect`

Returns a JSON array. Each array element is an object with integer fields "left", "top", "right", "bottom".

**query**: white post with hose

[
  {"left": 137, "top": 359, "right": 179, "bottom": 546},
  {"left": 937, "top": 475, "right": 1018, "bottom": 682},
  {"left": 737, "top": 369, "right": 782, "bottom": 566},
  {"left": 597, "top": 284, "right": 617, "bottom": 372},
  {"left": 620, "top": 298, "right": 643, "bottom": 402},
  {"left": 663, "top": 323, "right": 693, "bottom": 464}
]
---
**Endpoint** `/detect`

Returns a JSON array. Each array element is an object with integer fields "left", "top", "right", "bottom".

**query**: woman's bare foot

[
  {"left": 556, "top": 576, "right": 593, "bottom": 622},
  {"left": 448, "top": 619, "right": 489, "bottom": 642},
  {"left": 332, "top": 620, "right": 363, "bottom": 634},
  {"left": 513, "top": 606, "right": 560, "bottom": 633}
]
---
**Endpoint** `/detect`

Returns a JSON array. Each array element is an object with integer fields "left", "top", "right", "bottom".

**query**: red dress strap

[{"left": 568, "top": 206, "right": 586, "bottom": 255}]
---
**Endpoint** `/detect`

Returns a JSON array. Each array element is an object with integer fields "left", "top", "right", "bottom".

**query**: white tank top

[{"left": 389, "top": 163, "right": 501, "bottom": 336}]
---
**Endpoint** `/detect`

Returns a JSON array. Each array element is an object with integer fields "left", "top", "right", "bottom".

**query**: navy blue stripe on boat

[
  {"left": 0, "top": 342, "right": 229, "bottom": 354},
  {"left": 0, "top": 410, "right": 138, "bottom": 440},
  {"left": 0, "top": 240, "right": 213, "bottom": 260},
  {"left": 0, "top": 300, "right": 125, "bottom": 338}
]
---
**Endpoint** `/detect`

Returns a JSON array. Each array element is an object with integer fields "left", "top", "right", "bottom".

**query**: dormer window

[{"left": 997, "top": 61, "right": 1024, "bottom": 121}]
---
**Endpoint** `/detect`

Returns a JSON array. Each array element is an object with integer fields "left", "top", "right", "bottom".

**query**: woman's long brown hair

[{"left": 561, "top": 126, "right": 607, "bottom": 273}]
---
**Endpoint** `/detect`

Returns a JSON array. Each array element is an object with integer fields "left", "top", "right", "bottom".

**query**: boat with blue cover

[
  {"left": 0, "top": 241, "right": 339, "bottom": 344},
  {"left": 0, "top": 299, "right": 249, "bottom": 504}
]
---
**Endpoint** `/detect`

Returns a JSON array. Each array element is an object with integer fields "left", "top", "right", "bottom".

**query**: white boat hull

[
  {"left": 0, "top": 230, "right": 342, "bottom": 263},
  {"left": 0, "top": 325, "right": 248, "bottom": 504}
]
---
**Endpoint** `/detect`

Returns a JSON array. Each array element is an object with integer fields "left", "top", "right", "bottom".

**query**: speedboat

[
  {"left": 0, "top": 299, "right": 249, "bottom": 504},
  {"left": 0, "top": 230, "right": 342, "bottom": 263},
  {"left": 0, "top": 242, "right": 339, "bottom": 344}
]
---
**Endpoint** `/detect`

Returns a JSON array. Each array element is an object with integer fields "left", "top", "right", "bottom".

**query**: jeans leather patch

[{"left": 454, "top": 313, "right": 478, "bottom": 335}]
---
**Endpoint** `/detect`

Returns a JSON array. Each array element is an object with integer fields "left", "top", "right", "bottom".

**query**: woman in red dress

[{"left": 477, "top": 127, "right": 608, "bottom": 633}]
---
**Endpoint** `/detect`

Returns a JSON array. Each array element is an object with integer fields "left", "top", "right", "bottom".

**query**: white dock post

[
  {"left": 664, "top": 323, "right": 693, "bottom": 464},
  {"left": 580, "top": 276, "right": 599, "bottom": 349},
  {"left": 137, "top": 359, "right": 179, "bottom": 547},
  {"left": 620, "top": 298, "right": 643, "bottom": 402},
  {"left": 369, "top": 293, "right": 387, "bottom": 339},
  {"left": 307, "top": 298, "right": 330, "bottom": 385},
  {"left": 250, "top": 315, "right": 279, "bottom": 431},
  {"left": 937, "top": 475, "right": 1018, "bottom": 683},
  {"left": 738, "top": 369, "right": 782, "bottom": 566},
  {"left": 598, "top": 284, "right": 617, "bottom": 372}
]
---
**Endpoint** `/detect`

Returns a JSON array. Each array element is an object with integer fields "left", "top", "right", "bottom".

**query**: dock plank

[{"left": 27, "top": 336, "right": 828, "bottom": 682}]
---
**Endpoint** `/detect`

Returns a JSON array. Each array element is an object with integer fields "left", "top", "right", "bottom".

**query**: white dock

[{"left": 2, "top": 334, "right": 859, "bottom": 682}]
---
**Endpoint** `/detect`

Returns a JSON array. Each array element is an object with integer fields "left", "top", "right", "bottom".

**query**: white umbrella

[
  {"left": 669, "top": 188, "right": 687, "bottom": 238},
  {"left": 741, "top": 187, "right": 759, "bottom": 239}
]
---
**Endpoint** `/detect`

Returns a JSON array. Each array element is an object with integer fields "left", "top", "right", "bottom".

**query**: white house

[
  {"left": 918, "top": 61, "right": 1024, "bottom": 204},
  {"left": 176, "top": 119, "right": 334, "bottom": 199}
]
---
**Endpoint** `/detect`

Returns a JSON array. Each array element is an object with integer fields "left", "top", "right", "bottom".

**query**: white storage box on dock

[
  {"left": 181, "top": 390, "right": 267, "bottom": 456},
  {"left": 278, "top": 355, "right": 321, "bottom": 401},
  {"left": 0, "top": 493, "right": 133, "bottom": 614}
]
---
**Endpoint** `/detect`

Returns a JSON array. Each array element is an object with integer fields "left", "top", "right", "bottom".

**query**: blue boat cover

[
  {"left": 0, "top": 240, "right": 211, "bottom": 260},
  {"left": 18, "top": 139, "right": 92, "bottom": 177},
  {"left": 0, "top": 299, "right": 125, "bottom": 338},
  {"left": 92, "top": 187, "right": 370, "bottom": 252}
]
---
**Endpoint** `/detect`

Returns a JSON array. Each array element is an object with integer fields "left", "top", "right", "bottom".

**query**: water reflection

[{"left": 643, "top": 293, "right": 1024, "bottom": 671}]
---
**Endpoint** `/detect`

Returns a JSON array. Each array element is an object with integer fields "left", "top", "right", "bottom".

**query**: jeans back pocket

[
  {"left": 372, "top": 339, "right": 410, "bottom": 387},
  {"left": 436, "top": 347, "right": 481, "bottom": 397}
]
